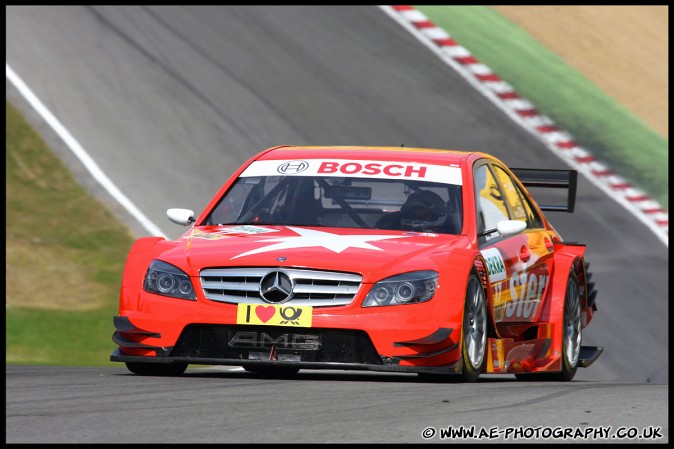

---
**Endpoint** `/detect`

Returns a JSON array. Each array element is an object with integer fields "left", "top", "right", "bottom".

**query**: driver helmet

[{"left": 400, "top": 190, "right": 448, "bottom": 232}]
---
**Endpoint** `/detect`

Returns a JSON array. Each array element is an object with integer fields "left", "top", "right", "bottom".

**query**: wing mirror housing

[
  {"left": 167, "top": 208, "right": 195, "bottom": 226},
  {"left": 496, "top": 220, "right": 527, "bottom": 236}
]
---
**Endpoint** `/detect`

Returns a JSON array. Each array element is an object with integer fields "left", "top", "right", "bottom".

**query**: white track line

[
  {"left": 379, "top": 5, "right": 668, "bottom": 247},
  {"left": 6, "top": 63, "right": 167, "bottom": 239}
]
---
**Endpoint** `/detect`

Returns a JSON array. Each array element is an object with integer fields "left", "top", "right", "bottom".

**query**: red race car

[{"left": 111, "top": 145, "right": 602, "bottom": 381}]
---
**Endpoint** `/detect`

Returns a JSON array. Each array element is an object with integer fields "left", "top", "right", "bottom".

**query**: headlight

[
  {"left": 362, "top": 271, "right": 438, "bottom": 307},
  {"left": 143, "top": 260, "right": 196, "bottom": 300}
]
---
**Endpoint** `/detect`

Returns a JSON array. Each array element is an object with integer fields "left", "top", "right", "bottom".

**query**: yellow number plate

[{"left": 236, "top": 303, "right": 313, "bottom": 328}]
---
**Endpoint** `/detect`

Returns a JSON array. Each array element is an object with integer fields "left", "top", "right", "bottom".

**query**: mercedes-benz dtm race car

[{"left": 111, "top": 145, "right": 602, "bottom": 381}]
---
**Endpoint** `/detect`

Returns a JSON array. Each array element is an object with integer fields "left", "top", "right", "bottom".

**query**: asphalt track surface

[
  {"left": 6, "top": 5, "right": 669, "bottom": 444},
  {"left": 4, "top": 365, "right": 668, "bottom": 444}
]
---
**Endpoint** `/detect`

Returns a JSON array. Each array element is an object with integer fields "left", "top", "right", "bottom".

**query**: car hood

[{"left": 159, "top": 225, "right": 466, "bottom": 282}]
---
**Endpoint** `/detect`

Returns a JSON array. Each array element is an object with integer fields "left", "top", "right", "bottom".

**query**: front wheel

[
  {"left": 459, "top": 271, "right": 488, "bottom": 382},
  {"left": 125, "top": 361, "right": 188, "bottom": 376},
  {"left": 416, "top": 270, "right": 488, "bottom": 383}
]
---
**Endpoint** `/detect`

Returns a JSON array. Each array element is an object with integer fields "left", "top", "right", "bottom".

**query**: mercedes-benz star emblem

[{"left": 259, "top": 270, "right": 294, "bottom": 303}]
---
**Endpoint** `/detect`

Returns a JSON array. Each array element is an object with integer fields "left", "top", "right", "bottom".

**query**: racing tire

[
  {"left": 125, "top": 361, "right": 188, "bottom": 376},
  {"left": 516, "top": 270, "right": 581, "bottom": 382},
  {"left": 243, "top": 366, "right": 300, "bottom": 377},
  {"left": 418, "top": 270, "right": 487, "bottom": 383},
  {"left": 458, "top": 271, "right": 488, "bottom": 382}
]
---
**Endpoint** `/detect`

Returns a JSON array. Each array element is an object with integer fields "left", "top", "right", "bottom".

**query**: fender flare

[
  {"left": 539, "top": 245, "right": 586, "bottom": 323},
  {"left": 430, "top": 249, "right": 480, "bottom": 325}
]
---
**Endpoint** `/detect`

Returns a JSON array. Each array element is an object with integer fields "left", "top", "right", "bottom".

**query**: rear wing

[{"left": 510, "top": 168, "right": 578, "bottom": 213}]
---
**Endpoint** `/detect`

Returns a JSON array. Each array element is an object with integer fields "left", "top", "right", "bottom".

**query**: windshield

[{"left": 204, "top": 175, "right": 462, "bottom": 234}]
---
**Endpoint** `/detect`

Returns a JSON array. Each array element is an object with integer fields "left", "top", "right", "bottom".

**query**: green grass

[
  {"left": 6, "top": 100, "right": 135, "bottom": 366},
  {"left": 416, "top": 6, "right": 668, "bottom": 210}
]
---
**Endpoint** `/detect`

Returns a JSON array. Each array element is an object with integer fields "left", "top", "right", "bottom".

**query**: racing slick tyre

[
  {"left": 457, "top": 270, "right": 488, "bottom": 382},
  {"left": 243, "top": 366, "right": 300, "bottom": 377},
  {"left": 418, "top": 270, "right": 487, "bottom": 383},
  {"left": 125, "top": 361, "right": 188, "bottom": 376},
  {"left": 516, "top": 270, "right": 581, "bottom": 381}
]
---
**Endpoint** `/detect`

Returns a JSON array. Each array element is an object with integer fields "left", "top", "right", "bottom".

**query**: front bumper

[{"left": 111, "top": 316, "right": 461, "bottom": 374}]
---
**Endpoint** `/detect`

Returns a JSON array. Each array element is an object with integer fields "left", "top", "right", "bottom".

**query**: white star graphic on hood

[{"left": 231, "top": 226, "right": 410, "bottom": 259}]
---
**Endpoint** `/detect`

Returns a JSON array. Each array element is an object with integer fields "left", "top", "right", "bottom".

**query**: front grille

[
  {"left": 170, "top": 324, "right": 382, "bottom": 365},
  {"left": 200, "top": 267, "right": 362, "bottom": 306}
]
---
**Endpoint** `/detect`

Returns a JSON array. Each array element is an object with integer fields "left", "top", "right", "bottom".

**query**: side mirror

[
  {"left": 167, "top": 208, "right": 195, "bottom": 226},
  {"left": 496, "top": 220, "right": 527, "bottom": 236}
]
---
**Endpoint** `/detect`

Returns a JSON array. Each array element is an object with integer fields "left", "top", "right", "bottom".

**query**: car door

[{"left": 475, "top": 161, "right": 554, "bottom": 332}]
